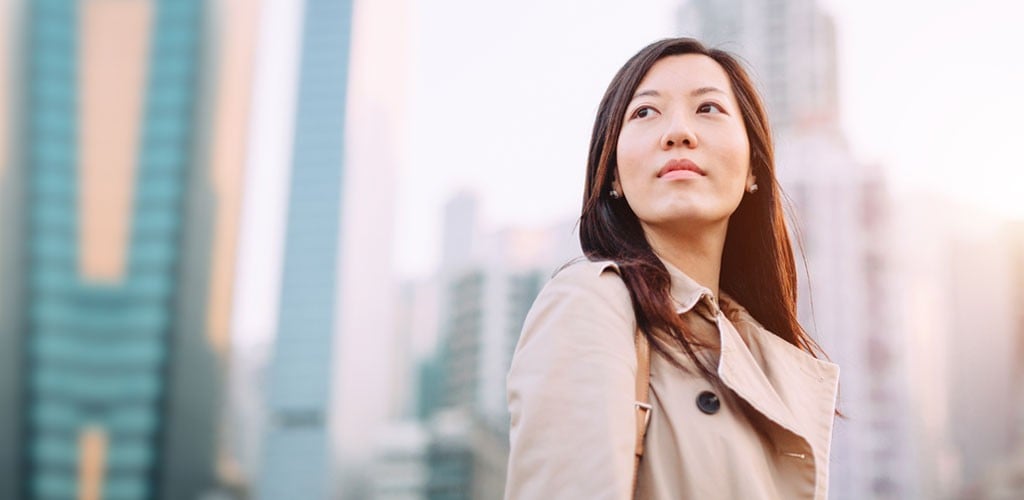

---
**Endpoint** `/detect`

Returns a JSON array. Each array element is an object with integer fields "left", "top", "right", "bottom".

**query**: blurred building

[
  {"left": 254, "top": 0, "right": 355, "bottom": 497},
  {"left": 369, "top": 420, "right": 430, "bottom": 500},
  {"left": 888, "top": 201, "right": 1024, "bottom": 500},
  {"left": 370, "top": 195, "right": 579, "bottom": 499},
  {"left": 677, "top": 0, "right": 922, "bottom": 498},
  {"left": 955, "top": 219, "right": 1024, "bottom": 500},
  {"left": 222, "top": 340, "right": 271, "bottom": 498},
  {"left": 937, "top": 210, "right": 1021, "bottom": 498},
  {"left": 0, "top": 0, "right": 255, "bottom": 498},
  {"left": 429, "top": 195, "right": 579, "bottom": 430},
  {"left": 779, "top": 133, "right": 919, "bottom": 499}
]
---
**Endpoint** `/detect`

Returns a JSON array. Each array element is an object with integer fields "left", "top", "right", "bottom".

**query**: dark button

[{"left": 696, "top": 391, "right": 721, "bottom": 415}]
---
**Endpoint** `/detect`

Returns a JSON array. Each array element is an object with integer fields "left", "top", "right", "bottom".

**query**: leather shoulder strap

[{"left": 631, "top": 329, "right": 652, "bottom": 496}]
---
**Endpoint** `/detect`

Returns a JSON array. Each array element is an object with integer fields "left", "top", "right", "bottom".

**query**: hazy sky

[
  {"left": 393, "top": 0, "right": 1024, "bottom": 276},
  {"left": 827, "top": 0, "right": 1024, "bottom": 210}
]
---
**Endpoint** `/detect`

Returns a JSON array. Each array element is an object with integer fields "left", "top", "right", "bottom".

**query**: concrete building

[
  {"left": 0, "top": 0, "right": 254, "bottom": 498},
  {"left": 256, "top": 0, "right": 355, "bottom": 498}
]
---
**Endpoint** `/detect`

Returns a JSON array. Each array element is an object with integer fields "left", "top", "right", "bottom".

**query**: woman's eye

[
  {"left": 697, "top": 102, "right": 725, "bottom": 114},
  {"left": 631, "top": 106, "right": 657, "bottom": 119}
]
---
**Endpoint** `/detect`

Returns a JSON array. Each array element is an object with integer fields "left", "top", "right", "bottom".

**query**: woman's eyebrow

[
  {"left": 630, "top": 86, "right": 727, "bottom": 102},
  {"left": 691, "top": 86, "right": 727, "bottom": 97},
  {"left": 630, "top": 89, "right": 661, "bottom": 101}
]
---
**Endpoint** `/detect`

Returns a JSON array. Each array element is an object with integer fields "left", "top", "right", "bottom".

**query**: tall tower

[
  {"left": 0, "top": 0, "right": 254, "bottom": 498},
  {"left": 256, "top": 0, "right": 355, "bottom": 497}
]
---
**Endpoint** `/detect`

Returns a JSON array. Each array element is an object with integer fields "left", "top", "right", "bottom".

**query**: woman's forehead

[{"left": 635, "top": 54, "right": 733, "bottom": 96}]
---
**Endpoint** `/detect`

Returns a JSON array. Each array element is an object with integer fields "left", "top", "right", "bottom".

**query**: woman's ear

[{"left": 608, "top": 175, "right": 626, "bottom": 199}]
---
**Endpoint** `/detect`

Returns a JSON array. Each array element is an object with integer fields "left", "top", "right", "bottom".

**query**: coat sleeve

[{"left": 504, "top": 262, "right": 637, "bottom": 500}]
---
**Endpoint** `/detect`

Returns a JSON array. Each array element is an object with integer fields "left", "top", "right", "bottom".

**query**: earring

[
  {"left": 609, "top": 189, "right": 621, "bottom": 199},
  {"left": 747, "top": 183, "right": 759, "bottom": 194}
]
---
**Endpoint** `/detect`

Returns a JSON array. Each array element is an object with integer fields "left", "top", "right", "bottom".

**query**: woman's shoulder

[
  {"left": 514, "top": 256, "right": 637, "bottom": 368},
  {"left": 528, "top": 257, "right": 634, "bottom": 321},
  {"left": 545, "top": 257, "right": 629, "bottom": 299}
]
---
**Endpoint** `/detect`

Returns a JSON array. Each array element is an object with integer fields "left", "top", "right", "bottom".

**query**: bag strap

[{"left": 631, "top": 328, "right": 652, "bottom": 496}]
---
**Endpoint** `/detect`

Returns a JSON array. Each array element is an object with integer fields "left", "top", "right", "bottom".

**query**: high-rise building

[
  {"left": 0, "top": 0, "right": 254, "bottom": 498},
  {"left": 256, "top": 0, "right": 355, "bottom": 497}
]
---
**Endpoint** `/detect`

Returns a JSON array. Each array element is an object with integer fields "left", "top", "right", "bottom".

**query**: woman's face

[{"left": 613, "top": 54, "right": 754, "bottom": 236}]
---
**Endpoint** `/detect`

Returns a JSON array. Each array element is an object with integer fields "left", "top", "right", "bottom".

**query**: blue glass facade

[
  {"left": 258, "top": 0, "right": 355, "bottom": 498},
  {"left": 13, "top": 1, "right": 215, "bottom": 499}
]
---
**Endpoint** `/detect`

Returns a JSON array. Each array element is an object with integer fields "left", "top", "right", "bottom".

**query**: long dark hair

[{"left": 579, "top": 37, "right": 825, "bottom": 381}]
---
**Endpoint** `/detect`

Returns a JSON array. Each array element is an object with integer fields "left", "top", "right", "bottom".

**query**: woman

[{"left": 504, "top": 38, "right": 840, "bottom": 500}]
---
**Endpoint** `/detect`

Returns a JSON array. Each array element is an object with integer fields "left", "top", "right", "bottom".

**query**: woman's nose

[{"left": 661, "top": 115, "right": 697, "bottom": 149}]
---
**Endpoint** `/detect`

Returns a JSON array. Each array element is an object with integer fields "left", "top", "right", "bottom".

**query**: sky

[
  {"left": 392, "top": 0, "right": 1024, "bottom": 277},
  {"left": 825, "top": 0, "right": 1024, "bottom": 211}
]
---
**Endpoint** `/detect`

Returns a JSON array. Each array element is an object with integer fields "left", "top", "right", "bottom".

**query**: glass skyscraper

[
  {"left": 257, "top": 0, "right": 355, "bottom": 498},
  {"left": 0, "top": 0, "right": 238, "bottom": 498}
]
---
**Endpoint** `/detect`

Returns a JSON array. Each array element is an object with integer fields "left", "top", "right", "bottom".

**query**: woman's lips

[
  {"left": 660, "top": 169, "right": 703, "bottom": 180},
  {"left": 658, "top": 158, "right": 706, "bottom": 178}
]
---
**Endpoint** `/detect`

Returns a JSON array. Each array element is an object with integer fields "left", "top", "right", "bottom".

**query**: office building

[
  {"left": 0, "top": 0, "right": 254, "bottom": 498},
  {"left": 256, "top": 0, "right": 355, "bottom": 497}
]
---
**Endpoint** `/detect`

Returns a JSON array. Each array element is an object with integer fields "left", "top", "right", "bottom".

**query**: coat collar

[
  {"left": 656, "top": 256, "right": 721, "bottom": 322},
  {"left": 605, "top": 257, "right": 841, "bottom": 496}
]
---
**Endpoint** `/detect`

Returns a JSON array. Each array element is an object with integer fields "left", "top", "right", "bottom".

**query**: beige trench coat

[{"left": 504, "top": 259, "right": 840, "bottom": 499}]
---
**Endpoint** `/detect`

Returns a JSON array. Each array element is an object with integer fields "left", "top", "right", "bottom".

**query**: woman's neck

[{"left": 641, "top": 220, "right": 728, "bottom": 298}]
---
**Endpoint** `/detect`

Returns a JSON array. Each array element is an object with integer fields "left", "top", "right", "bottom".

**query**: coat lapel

[
  {"left": 717, "top": 294, "right": 841, "bottom": 498},
  {"left": 658, "top": 259, "right": 841, "bottom": 481}
]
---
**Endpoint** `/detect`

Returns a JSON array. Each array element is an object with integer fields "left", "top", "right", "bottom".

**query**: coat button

[{"left": 696, "top": 391, "right": 720, "bottom": 415}]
